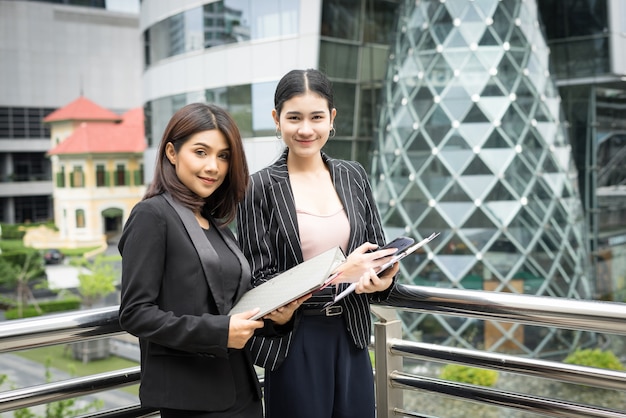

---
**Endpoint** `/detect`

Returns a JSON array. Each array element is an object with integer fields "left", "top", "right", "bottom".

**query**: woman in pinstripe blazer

[{"left": 236, "top": 69, "right": 400, "bottom": 418}]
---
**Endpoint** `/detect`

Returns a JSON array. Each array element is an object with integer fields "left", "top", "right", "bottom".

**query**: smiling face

[
  {"left": 165, "top": 129, "right": 230, "bottom": 199},
  {"left": 273, "top": 91, "right": 336, "bottom": 159}
]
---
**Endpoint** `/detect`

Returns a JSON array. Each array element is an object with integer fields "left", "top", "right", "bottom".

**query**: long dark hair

[
  {"left": 274, "top": 69, "right": 335, "bottom": 117},
  {"left": 145, "top": 103, "right": 248, "bottom": 225}
]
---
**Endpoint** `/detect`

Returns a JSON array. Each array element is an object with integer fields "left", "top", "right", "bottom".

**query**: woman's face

[
  {"left": 165, "top": 129, "right": 230, "bottom": 199},
  {"left": 273, "top": 92, "right": 336, "bottom": 159}
]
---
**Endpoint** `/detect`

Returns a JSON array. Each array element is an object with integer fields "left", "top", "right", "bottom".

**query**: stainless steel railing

[{"left": 1, "top": 285, "right": 626, "bottom": 417}]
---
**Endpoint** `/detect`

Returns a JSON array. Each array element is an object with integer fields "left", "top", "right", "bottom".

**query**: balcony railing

[{"left": 1, "top": 285, "right": 626, "bottom": 418}]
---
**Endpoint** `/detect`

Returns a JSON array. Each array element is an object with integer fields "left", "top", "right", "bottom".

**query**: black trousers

[{"left": 264, "top": 314, "right": 375, "bottom": 418}]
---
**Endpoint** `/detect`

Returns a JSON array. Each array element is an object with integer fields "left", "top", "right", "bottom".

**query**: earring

[
  {"left": 275, "top": 128, "right": 282, "bottom": 139},
  {"left": 329, "top": 127, "right": 336, "bottom": 138}
]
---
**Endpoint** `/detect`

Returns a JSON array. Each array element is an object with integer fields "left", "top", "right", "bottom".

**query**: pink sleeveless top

[{"left": 296, "top": 207, "right": 350, "bottom": 261}]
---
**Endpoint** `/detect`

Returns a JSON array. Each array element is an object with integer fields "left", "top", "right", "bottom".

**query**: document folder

[{"left": 229, "top": 246, "right": 346, "bottom": 320}]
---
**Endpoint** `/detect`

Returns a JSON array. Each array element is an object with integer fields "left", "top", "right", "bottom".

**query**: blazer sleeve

[{"left": 118, "top": 200, "right": 230, "bottom": 358}]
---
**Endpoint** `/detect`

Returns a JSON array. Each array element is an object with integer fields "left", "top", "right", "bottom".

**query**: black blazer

[
  {"left": 119, "top": 193, "right": 269, "bottom": 411},
  {"left": 236, "top": 149, "right": 395, "bottom": 370}
]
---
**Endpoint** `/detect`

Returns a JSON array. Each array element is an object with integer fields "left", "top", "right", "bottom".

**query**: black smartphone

[{"left": 375, "top": 236, "right": 415, "bottom": 259}]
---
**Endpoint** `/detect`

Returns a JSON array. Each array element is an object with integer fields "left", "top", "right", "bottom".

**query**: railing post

[{"left": 372, "top": 306, "right": 403, "bottom": 418}]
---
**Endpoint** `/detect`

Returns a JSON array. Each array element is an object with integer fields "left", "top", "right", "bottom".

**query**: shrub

[
  {"left": 439, "top": 364, "right": 499, "bottom": 387},
  {"left": 4, "top": 298, "right": 81, "bottom": 320},
  {"left": 564, "top": 348, "right": 624, "bottom": 371}
]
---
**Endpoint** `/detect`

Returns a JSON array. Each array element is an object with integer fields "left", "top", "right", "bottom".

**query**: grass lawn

[{"left": 15, "top": 344, "right": 139, "bottom": 396}]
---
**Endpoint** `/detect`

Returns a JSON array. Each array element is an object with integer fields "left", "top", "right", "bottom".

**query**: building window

[
  {"left": 115, "top": 164, "right": 127, "bottom": 186},
  {"left": 75, "top": 209, "right": 86, "bottom": 228},
  {"left": 56, "top": 166, "right": 66, "bottom": 188},
  {"left": 70, "top": 166, "right": 84, "bottom": 188},
  {"left": 96, "top": 164, "right": 107, "bottom": 187},
  {"left": 133, "top": 164, "right": 144, "bottom": 186}
]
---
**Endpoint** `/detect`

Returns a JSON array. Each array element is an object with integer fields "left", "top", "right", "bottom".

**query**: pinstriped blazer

[{"left": 236, "top": 149, "right": 395, "bottom": 370}]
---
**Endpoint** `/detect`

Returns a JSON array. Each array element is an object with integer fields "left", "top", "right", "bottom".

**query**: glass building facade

[{"left": 372, "top": 0, "right": 592, "bottom": 355}]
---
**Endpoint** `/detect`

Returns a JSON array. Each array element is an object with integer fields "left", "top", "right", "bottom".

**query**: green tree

[
  {"left": 0, "top": 249, "right": 46, "bottom": 317},
  {"left": 73, "top": 255, "right": 117, "bottom": 308}
]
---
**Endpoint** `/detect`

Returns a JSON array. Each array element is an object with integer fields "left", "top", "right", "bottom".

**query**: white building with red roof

[{"left": 23, "top": 97, "right": 146, "bottom": 250}]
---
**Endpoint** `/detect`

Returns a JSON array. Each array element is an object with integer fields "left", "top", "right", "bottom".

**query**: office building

[{"left": 0, "top": 0, "right": 142, "bottom": 224}]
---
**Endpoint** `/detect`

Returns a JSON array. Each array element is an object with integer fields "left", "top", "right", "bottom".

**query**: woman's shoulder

[{"left": 328, "top": 157, "right": 367, "bottom": 178}]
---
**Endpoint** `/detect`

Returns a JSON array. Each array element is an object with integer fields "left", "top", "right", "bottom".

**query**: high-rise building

[{"left": 0, "top": 0, "right": 141, "bottom": 224}]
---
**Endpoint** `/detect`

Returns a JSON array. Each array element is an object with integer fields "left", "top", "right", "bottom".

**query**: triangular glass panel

[
  {"left": 483, "top": 201, "right": 520, "bottom": 226},
  {"left": 509, "top": 49, "right": 527, "bottom": 70},
  {"left": 541, "top": 155, "right": 559, "bottom": 174},
  {"left": 441, "top": 233, "right": 473, "bottom": 255},
  {"left": 509, "top": 27, "right": 527, "bottom": 49},
  {"left": 501, "top": 106, "right": 526, "bottom": 138},
  {"left": 481, "top": 77, "right": 507, "bottom": 97},
  {"left": 458, "top": 174, "right": 496, "bottom": 200},
  {"left": 439, "top": 182, "right": 472, "bottom": 202},
  {"left": 463, "top": 207, "right": 496, "bottom": 229},
  {"left": 442, "top": 49, "right": 470, "bottom": 70},
  {"left": 457, "top": 122, "right": 492, "bottom": 148},
  {"left": 443, "top": 0, "right": 468, "bottom": 19},
  {"left": 434, "top": 255, "right": 476, "bottom": 281},
  {"left": 407, "top": 153, "right": 431, "bottom": 175},
  {"left": 473, "top": 0, "right": 498, "bottom": 20},
  {"left": 484, "top": 181, "right": 516, "bottom": 201},
  {"left": 458, "top": 57, "right": 490, "bottom": 96},
  {"left": 443, "top": 134, "right": 471, "bottom": 150},
  {"left": 429, "top": 55, "right": 454, "bottom": 94},
  {"left": 495, "top": 1, "right": 514, "bottom": 21},
  {"left": 475, "top": 49, "right": 505, "bottom": 72},
  {"left": 477, "top": 96, "right": 511, "bottom": 121},
  {"left": 462, "top": 103, "right": 490, "bottom": 123},
  {"left": 478, "top": 27, "right": 500, "bottom": 46},
  {"left": 507, "top": 215, "right": 534, "bottom": 249},
  {"left": 503, "top": 158, "right": 531, "bottom": 195},
  {"left": 418, "top": 30, "right": 438, "bottom": 51},
  {"left": 422, "top": 158, "right": 452, "bottom": 198},
  {"left": 412, "top": 86, "right": 434, "bottom": 119},
  {"left": 417, "top": 51, "right": 438, "bottom": 77},
  {"left": 459, "top": 2, "right": 482, "bottom": 22},
  {"left": 407, "top": 132, "right": 433, "bottom": 153},
  {"left": 444, "top": 31, "right": 469, "bottom": 49},
  {"left": 432, "top": 17, "right": 453, "bottom": 45},
  {"left": 439, "top": 149, "right": 474, "bottom": 174},
  {"left": 384, "top": 206, "right": 410, "bottom": 229},
  {"left": 424, "top": 107, "right": 451, "bottom": 144},
  {"left": 495, "top": 54, "right": 519, "bottom": 93},
  {"left": 483, "top": 128, "right": 513, "bottom": 148},
  {"left": 462, "top": 154, "right": 493, "bottom": 175},
  {"left": 552, "top": 146, "right": 572, "bottom": 172},
  {"left": 534, "top": 102, "right": 553, "bottom": 122},
  {"left": 441, "top": 98, "right": 472, "bottom": 122},
  {"left": 457, "top": 22, "right": 487, "bottom": 46},
  {"left": 480, "top": 149, "right": 515, "bottom": 175},
  {"left": 417, "top": 207, "right": 450, "bottom": 232},
  {"left": 438, "top": 202, "right": 475, "bottom": 227}
]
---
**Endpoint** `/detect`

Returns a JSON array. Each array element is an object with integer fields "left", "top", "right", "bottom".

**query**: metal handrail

[{"left": 1, "top": 285, "right": 626, "bottom": 417}]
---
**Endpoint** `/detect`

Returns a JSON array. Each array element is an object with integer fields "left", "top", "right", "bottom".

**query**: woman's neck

[{"left": 286, "top": 151, "right": 326, "bottom": 175}]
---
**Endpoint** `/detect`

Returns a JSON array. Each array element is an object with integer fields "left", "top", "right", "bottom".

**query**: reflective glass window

[
  {"left": 144, "top": 0, "right": 298, "bottom": 68},
  {"left": 331, "top": 81, "right": 357, "bottom": 138},
  {"left": 226, "top": 85, "right": 252, "bottom": 137},
  {"left": 252, "top": 81, "right": 277, "bottom": 137},
  {"left": 319, "top": 41, "right": 359, "bottom": 80},
  {"left": 321, "top": 0, "right": 361, "bottom": 41}
]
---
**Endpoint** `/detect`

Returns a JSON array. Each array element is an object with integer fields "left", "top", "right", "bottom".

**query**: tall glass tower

[{"left": 372, "top": 0, "right": 592, "bottom": 355}]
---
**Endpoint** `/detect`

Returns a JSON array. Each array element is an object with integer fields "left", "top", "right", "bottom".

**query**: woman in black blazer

[
  {"left": 236, "top": 69, "right": 400, "bottom": 418},
  {"left": 118, "top": 103, "right": 299, "bottom": 418}
]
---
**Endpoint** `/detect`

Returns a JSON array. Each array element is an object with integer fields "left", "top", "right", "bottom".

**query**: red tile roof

[
  {"left": 44, "top": 96, "right": 121, "bottom": 123},
  {"left": 48, "top": 107, "right": 146, "bottom": 155}
]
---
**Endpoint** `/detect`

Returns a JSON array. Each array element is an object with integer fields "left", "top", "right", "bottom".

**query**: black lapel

[
  {"left": 161, "top": 193, "right": 227, "bottom": 314},
  {"left": 268, "top": 150, "right": 304, "bottom": 265}
]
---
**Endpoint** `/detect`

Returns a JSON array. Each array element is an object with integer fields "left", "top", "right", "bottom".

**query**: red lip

[{"left": 199, "top": 177, "right": 218, "bottom": 184}]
